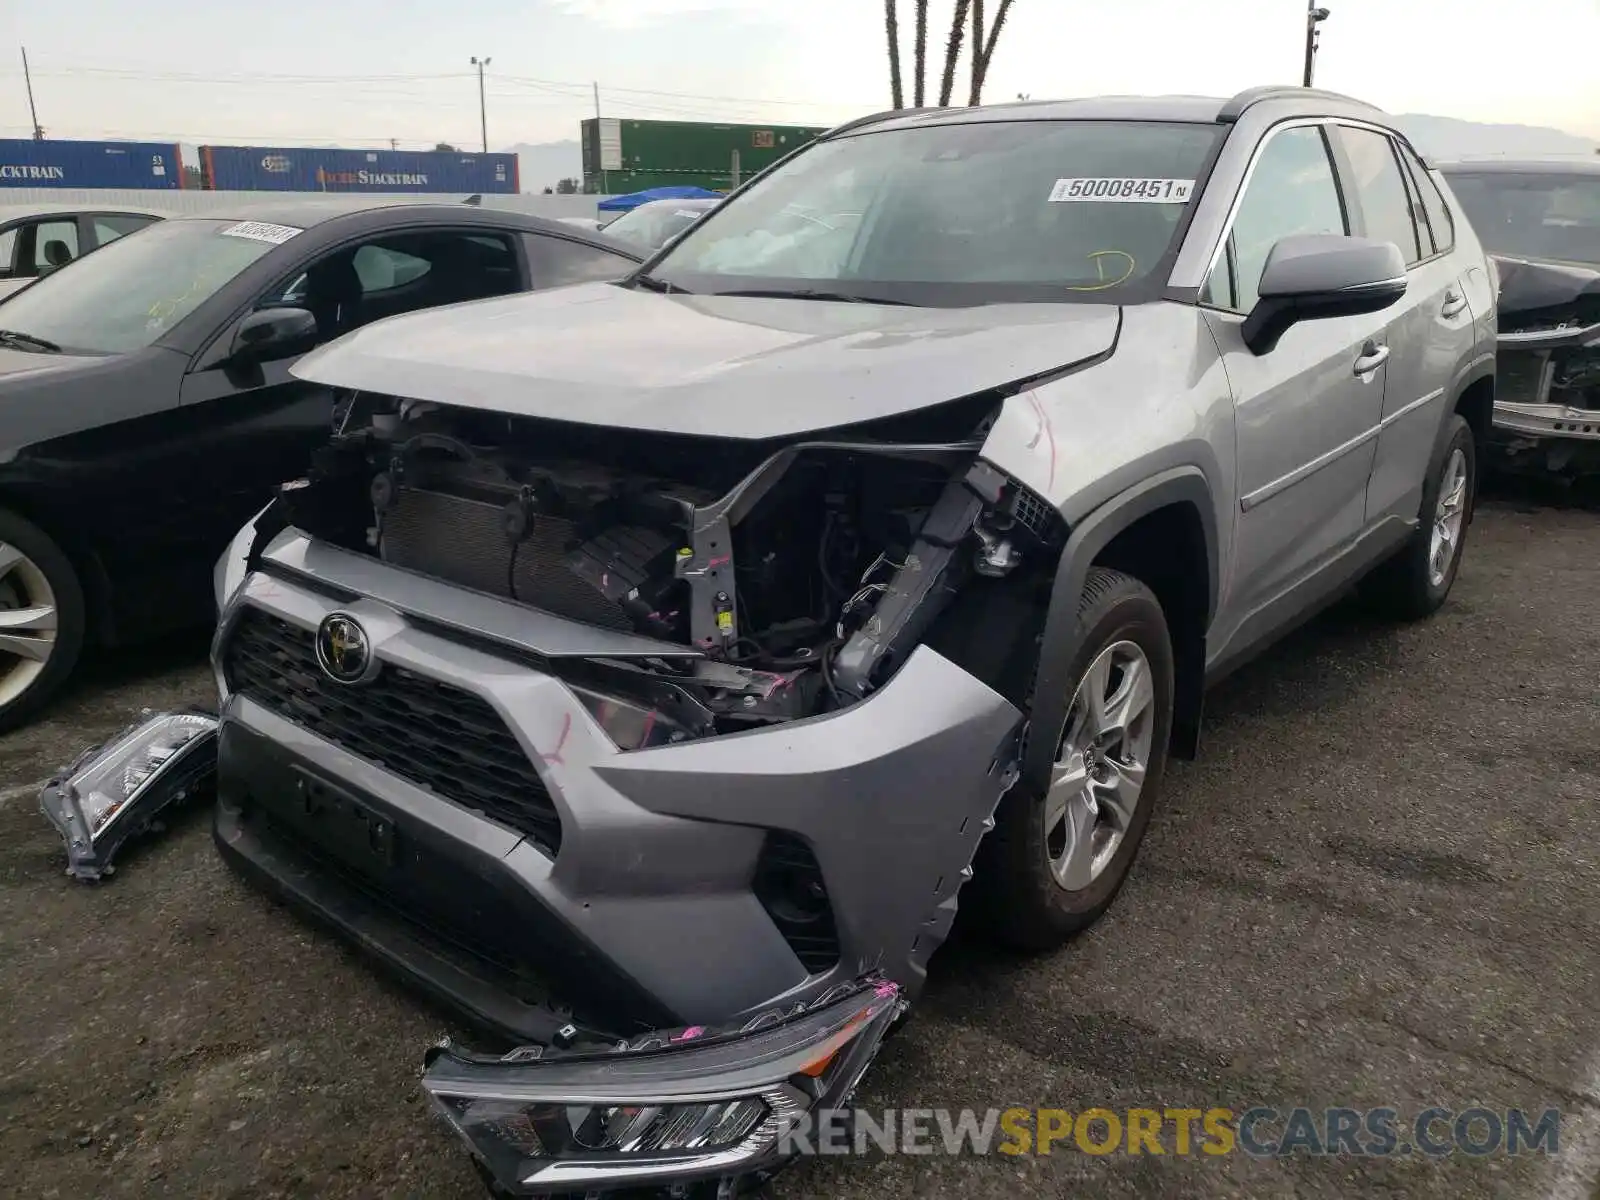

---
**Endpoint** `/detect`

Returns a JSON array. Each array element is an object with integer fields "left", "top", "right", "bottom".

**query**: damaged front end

[
  {"left": 424, "top": 979, "right": 904, "bottom": 1197},
  {"left": 209, "top": 385, "right": 1064, "bottom": 1193},
  {"left": 1488, "top": 255, "right": 1600, "bottom": 479}
]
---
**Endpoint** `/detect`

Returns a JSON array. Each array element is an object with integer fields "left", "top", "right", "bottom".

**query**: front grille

[
  {"left": 752, "top": 832, "right": 840, "bottom": 975},
  {"left": 1010, "top": 481, "right": 1065, "bottom": 546},
  {"left": 222, "top": 608, "right": 563, "bottom": 852}
]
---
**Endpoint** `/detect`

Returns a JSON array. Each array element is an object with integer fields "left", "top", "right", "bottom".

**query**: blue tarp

[{"left": 597, "top": 185, "right": 724, "bottom": 213}]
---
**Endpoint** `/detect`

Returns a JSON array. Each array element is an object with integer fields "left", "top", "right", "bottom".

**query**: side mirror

[
  {"left": 1242, "top": 234, "right": 1408, "bottom": 356},
  {"left": 230, "top": 306, "right": 319, "bottom": 364}
]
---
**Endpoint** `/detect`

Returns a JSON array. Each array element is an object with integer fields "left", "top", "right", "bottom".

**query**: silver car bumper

[{"left": 211, "top": 522, "right": 1021, "bottom": 1040}]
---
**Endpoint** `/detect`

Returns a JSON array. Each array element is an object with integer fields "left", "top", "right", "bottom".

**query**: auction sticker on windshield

[
  {"left": 218, "top": 220, "right": 303, "bottom": 245},
  {"left": 1049, "top": 178, "right": 1195, "bottom": 203}
]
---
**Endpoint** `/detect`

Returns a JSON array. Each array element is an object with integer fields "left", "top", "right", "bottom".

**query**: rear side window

[
  {"left": 1396, "top": 144, "right": 1455, "bottom": 255},
  {"left": 1205, "top": 125, "right": 1347, "bottom": 312},
  {"left": 93, "top": 214, "right": 156, "bottom": 245},
  {"left": 1334, "top": 127, "right": 1422, "bottom": 264},
  {"left": 32, "top": 219, "right": 80, "bottom": 273},
  {"left": 525, "top": 233, "right": 637, "bottom": 288},
  {"left": 352, "top": 244, "right": 431, "bottom": 290}
]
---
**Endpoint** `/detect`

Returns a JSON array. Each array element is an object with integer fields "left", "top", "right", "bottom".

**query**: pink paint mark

[
  {"left": 1025, "top": 392, "right": 1057, "bottom": 490},
  {"left": 539, "top": 712, "right": 572, "bottom": 766},
  {"left": 601, "top": 571, "right": 610, "bottom": 590},
  {"left": 671, "top": 1025, "right": 705, "bottom": 1042},
  {"left": 873, "top": 981, "right": 900, "bottom": 999},
  {"left": 707, "top": 555, "right": 731, "bottom": 570}
]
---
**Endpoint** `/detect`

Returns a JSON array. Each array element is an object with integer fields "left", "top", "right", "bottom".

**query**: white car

[{"left": 599, "top": 197, "right": 721, "bottom": 252}]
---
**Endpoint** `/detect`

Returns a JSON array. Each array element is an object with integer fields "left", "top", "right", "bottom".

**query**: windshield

[
  {"left": 1442, "top": 170, "right": 1600, "bottom": 267},
  {"left": 648, "top": 120, "right": 1221, "bottom": 304},
  {"left": 0, "top": 218, "right": 292, "bottom": 354},
  {"left": 604, "top": 203, "right": 715, "bottom": 251}
]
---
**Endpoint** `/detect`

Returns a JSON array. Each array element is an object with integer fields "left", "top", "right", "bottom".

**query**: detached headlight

[
  {"left": 39, "top": 710, "right": 219, "bottom": 882},
  {"left": 433, "top": 1095, "right": 775, "bottom": 1190},
  {"left": 422, "top": 980, "right": 903, "bottom": 1195}
]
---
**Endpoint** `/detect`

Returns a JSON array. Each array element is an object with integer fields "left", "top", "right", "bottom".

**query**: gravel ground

[{"left": 0, "top": 488, "right": 1596, "bottom": 1200}]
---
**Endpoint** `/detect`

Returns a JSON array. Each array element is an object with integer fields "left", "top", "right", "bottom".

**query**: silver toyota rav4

[{"left": 203, "top": 87, "right": 1496, "bottom": 1196}]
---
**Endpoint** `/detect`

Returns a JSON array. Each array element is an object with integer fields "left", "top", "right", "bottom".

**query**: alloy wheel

[
  {"left": 1044, "top": 640, "right": 1156, "bottom": 892},
  {"left": 1428, "top": 447, "right": 1469, "bottom": 588},
  {"left": 0, "top": 541, "right": 59, "bottom": 707}
]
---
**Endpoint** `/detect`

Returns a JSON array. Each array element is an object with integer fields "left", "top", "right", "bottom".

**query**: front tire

[
  {"left": 0, "top": 509, "right": 86, "bottom": 733},
  {"left": 973, "top": 567, "right": 1175, "bottom": 952},
  {"left": 1364, "top": 412, "right": 1476, "bottom": 620}
]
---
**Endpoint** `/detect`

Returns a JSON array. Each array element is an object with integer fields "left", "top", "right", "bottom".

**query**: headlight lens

[
  {"left": 422, "top": 980, "right": 903, "bottom": 1194},
  {"left": 435, "top": 1096, "right": 770, "bottom": 1184},
  {"left": 39, "top": 710, "right": 219, "bottom": 881}
]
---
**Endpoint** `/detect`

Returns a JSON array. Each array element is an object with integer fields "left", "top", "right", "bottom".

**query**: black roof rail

[
  {"left": 821, "top": 106, "right": 949, "bottom": 138},
  {"left": 1217, "top": 85, "right": 1379, "bottom": 123}
]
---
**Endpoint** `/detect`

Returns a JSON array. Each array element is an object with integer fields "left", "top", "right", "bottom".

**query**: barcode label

[{"left": 1048, "top": 178, "right": 1195, "bottom": 203}]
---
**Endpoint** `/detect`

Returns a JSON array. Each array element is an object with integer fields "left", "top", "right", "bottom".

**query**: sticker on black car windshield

[
  {"left": 218, "top": 220, "right": 304, "bottom": 245},
  {"left": 1049, "top": 178, "right": 1195, "bottom": 203}
]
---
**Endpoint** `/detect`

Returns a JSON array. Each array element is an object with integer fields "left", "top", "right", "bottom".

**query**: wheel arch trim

[{"left": 1024, "top": 467, "right": 1218, "bottom": 790}]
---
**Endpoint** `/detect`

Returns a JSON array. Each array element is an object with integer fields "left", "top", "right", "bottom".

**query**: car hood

[
  {"left": 1492, "top": 253, "right": 1600, "bottom": 320},
  {"left": 0, "top": 344, "right": 105, "bottom": 381},
  {"left": 292, "top": 282, "right": 1121, "bottom": 439}
]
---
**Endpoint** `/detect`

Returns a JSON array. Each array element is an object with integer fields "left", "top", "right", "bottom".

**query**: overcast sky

[{"left": 1, "top": 0, "right": 1597, "bottom": 150}]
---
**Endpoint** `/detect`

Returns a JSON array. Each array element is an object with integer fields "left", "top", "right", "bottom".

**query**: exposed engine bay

[
  {"left": 274, "top": 392, "right": 1062, "bottom": 743},
  {"left": 1495, "top": 255, "right": 1600, "bottom": 415}
]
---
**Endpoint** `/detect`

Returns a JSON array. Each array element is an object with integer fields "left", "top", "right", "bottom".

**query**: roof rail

[
  {"left": 1217, "top": 85, "right": 1379, "bottom": 123},
  {"left": 822, "top": 106, "right": 948, "bottom": 138}
]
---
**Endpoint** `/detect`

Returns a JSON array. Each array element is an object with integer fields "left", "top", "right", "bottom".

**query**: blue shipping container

[
  {"left": 0, "top": 138, "right": 182, "bottom": 189},
  {"left": 200, "top": 145, "right": 519, "bottom": 194}
]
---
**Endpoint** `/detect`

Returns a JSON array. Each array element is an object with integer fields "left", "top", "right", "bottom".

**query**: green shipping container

[{"left": 581, "top": 118, "right": 828, "bottom": 194}]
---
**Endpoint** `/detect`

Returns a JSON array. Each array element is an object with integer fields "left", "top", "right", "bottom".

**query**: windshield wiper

[
  {"left": 713, "top": 288, "right": 913, "bottom": 306},
  {"left": 0, "top": 329, "right": 61, "bottom": 353},
  {"left": 631, "top": 274, "right": 691, "bottom": 295}
]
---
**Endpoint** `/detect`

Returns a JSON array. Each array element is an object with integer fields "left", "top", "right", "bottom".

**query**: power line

[
  {"left": 3, "top": 53, "right": 841, "bottom": 112},
  {"left": 497, "top": 73, "right": 830, "bottom": 109}
]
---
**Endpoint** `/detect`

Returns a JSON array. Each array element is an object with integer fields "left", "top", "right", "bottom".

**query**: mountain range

[{"left": 501, "top": 115, "right": 1597, "bottom": 193}]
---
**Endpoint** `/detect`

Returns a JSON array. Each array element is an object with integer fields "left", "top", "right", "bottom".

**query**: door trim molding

[{"left": 1240, "top": 422, "right": 1380, "bottom": 512}]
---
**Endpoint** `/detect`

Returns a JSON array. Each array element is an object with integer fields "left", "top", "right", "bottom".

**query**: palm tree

[
  {"left": 937, "top": 0, "right": 972, "bottom": 106},
  {"left": 885, "top": 0, "right": 904, "bottom": 108},
  {"left": 913, "top": 0, "right": 929, "bottom": 106},
  {"left": 967, "top": 0, "right": 1017, "bottom": 105}
]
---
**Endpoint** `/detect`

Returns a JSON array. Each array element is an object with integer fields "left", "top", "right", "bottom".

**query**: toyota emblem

[{"left": 315, "top": 613, "right": 378, "bottom": 685}]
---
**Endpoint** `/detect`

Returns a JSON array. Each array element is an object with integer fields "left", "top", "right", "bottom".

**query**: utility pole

[
  {"left": 1302, "top": 3, "right": 1330, "bottom": 87},
  {"left": 21, "top": 47, "right": 43, "bottom": 140},
  {"left": 470, "top": 56, "right": 491, "bottom": 152},
  {"left": 593, "top": 82, "right": 608, "bottom": 194},
  {"left": 389, "top": 138, "right": 398, "bottom": 150}
]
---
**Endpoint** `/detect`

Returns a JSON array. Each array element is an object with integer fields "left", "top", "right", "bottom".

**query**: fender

[
  {"left": 1023, "top": 466, "right": 1218, "bottom": 791},
  {"left": 1448, "top": 352, "right": 1495, "bottom": 412}
]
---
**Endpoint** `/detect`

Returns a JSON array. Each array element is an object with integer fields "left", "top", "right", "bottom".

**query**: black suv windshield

[
  {"left": 648, "top": 119, "right": 1221, "bottom": 305},
  {"left": 1441, "top": 169, "right": 1600, "bottom": 268},
  {"left": 0, "top": 218, "right": 289, "bottom": 354}
]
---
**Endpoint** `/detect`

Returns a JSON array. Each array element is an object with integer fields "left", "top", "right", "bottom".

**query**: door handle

[
  {"left": 1441, "top": 290, "right": 1468, "bottom": 319},
  {"left": 1353, "top": 341, "right": 1390, "bottom": 376}
]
